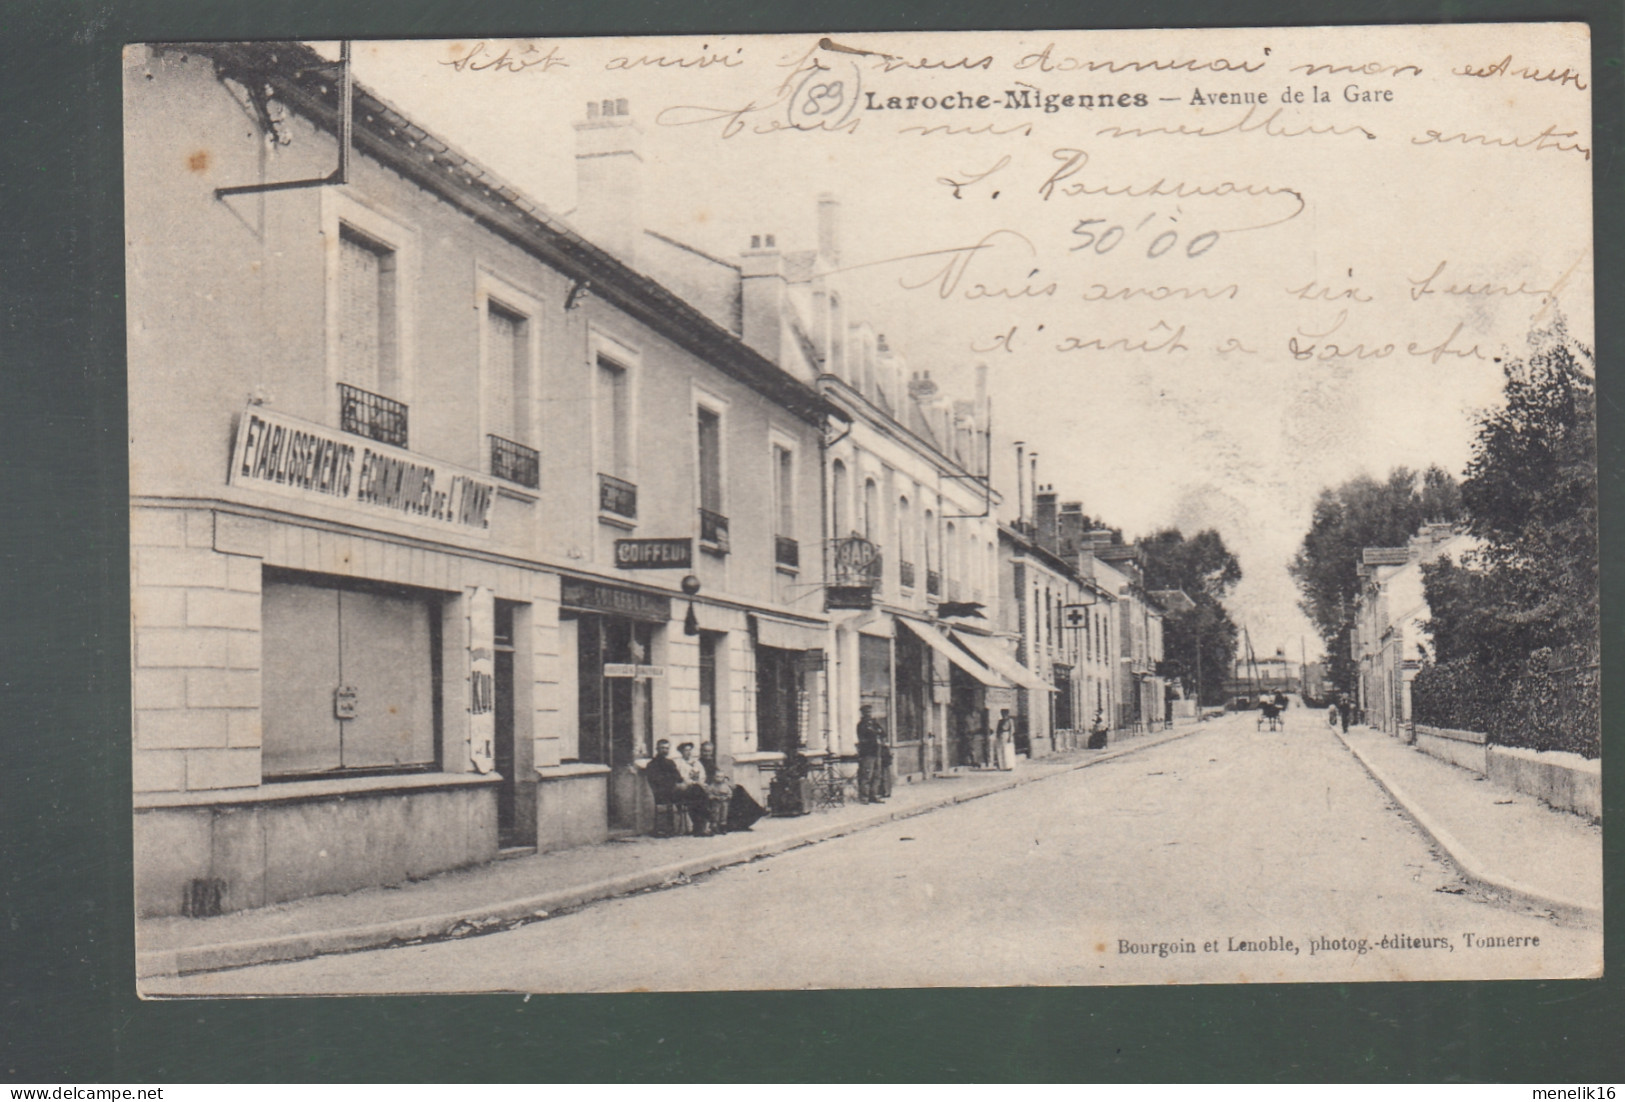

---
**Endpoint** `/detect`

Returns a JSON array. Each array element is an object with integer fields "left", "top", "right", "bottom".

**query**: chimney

[
  {"left": 1029, "top": 452, "right": 1039, "bottom": 530},
  {"left": 817, "top": 193, "right": 841, "bottom": 266},
  {"left": 1036, "top": 485, "right": 1060, "bottom": 554},
  {"left": 1058, "top": 502, "right": 1087, "bottom": 558},
  {"left": 573, "top": 98, "right": 643, "bottom": 264},
  {"left": 973, "top": 364, "right": 990, "bottom": 475},
  {"left": 1014, "top": 442, "right": 1027, "bottom": 528},
  {"left": 952, "top": 401, "right": 974, "bottom": 466},
  {"left": 908, "top": 369, "right": 938, "bottom": 403},
  {"left": 740, "top": 233, "right": 786, "bottom": 365}
]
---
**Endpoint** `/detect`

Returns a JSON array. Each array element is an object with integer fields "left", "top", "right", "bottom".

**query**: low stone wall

[
  {"left": 134, "top": 776, "right": 499, "bottom": 918},
  {"left": 1413, "top": 724, "right": 1488, "bottom": 775},
  {"left": 535, "top": 765, "right": 612, "bottom": 852},
  {"left": 1487, "top": 744, "right": 1601, "bottom": 821},
  {"left": 1413, "top": 725, "right": 1601, "bottom": 821}
]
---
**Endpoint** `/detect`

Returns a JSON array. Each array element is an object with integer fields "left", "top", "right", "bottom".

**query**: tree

[
  {"left": 1423, "top": 314, "right": 1597, "bottom": 668},
  {"left": 1414, "top": 314, "right": 1599, "bottom": 758},
  {"left": 1289, "top": 465, "right": 1463, "bottom": 691},
  {"left": 1136, "top": 527, "right": 1242, "bottom": 705}
]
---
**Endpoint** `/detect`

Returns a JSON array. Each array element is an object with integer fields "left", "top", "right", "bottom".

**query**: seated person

[
  {"left": 697, "top": 741, "right": 734, "bottom": 836},
  {"left": 644, "top": 740, "right": 707, "bottom": 834},
  {"left": 677, "top": 741, "right": 706, "bottom": 786}
]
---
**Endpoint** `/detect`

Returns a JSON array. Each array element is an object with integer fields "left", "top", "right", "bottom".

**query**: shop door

[
  {"left": 755, "top": 645, "right": 803, "bottom": 753},
  {"left": 575, "top": 615, "right": 654, "bottom": 831},
  {"left": 949, "top": 667, "right": 981, "bottom": 766},
  {"left": 493, "top": 601, "right": 519, "bottom": 846}
]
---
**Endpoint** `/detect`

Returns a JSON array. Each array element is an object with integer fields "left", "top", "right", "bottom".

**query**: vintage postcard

[{"left": 127, "top": 23, "right": 1598, "bottom": 995}]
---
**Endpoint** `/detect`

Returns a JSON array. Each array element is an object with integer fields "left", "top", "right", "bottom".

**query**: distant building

[
  {"left": 1225, "top": 654, "right": 1304, "bottom": 699},
  {"left": 1350, "top": 523, "right": 1479, "bottom": 736}
]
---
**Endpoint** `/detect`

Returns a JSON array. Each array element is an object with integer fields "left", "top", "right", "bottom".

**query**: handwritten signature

[
  {"left": 938, "top": 155, "right": 1010, "bottom": 199},
  {"left": 1039, "top": 148, "right": 1306, "bottom": 234}
]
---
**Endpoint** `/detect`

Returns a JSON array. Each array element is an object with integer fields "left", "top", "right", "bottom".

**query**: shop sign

[
  {"left": 467, "top": 586, "right": 495, "bottom": 774},
  {"left": 604, "top": 663, "right": 665, "bottom": 679},
  {"left": 560, "top": 577, "right": 672, "bottom": 623},
  {"left": 229, "top": 407, "right": 495, "bottom": 537},
  {"left": 825, "top": 584, "right": 874, "bottom": 611},
  {"left": 333, "top": 685, "right": 358, "bottom": 719},
  {"left": 614, "top": 538, "right": 693, "bottom": 570}
]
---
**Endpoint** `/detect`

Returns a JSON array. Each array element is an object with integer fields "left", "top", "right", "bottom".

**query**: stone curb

[
  {"left": 1334, "top": 728, "right": 1601, "bottom": 927},
  {"left": 138, "top": 726, "right": 1198, "bottom": 979}
]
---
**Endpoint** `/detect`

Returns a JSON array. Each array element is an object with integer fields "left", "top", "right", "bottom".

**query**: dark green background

[{"left": 3, "top": 0, "right": 1619, "bottom": 1083}]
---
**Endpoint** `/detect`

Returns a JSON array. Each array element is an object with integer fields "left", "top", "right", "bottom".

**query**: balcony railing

[
  {"left": 828, "top": 535, "right": 883, "bottom": 587},
  {"left": 598, "top": 473, "right": 638, "bottom": 520},
  {"left": 926, "top": 569, "right": 941, "bottom": 597},
  {"left": 775, "top": 535, "right": 800, "bottom": 569},
  {"left": 338, "top": 383, "right": 408, "bottom": 448},
  {"left": 898, "top": 559, "right": 916, "bottom": 590},
  {"left": 488, "top": 434, "right": 540, "bottom": 489},
  {"left": 699, "top": 508, "right": 730, "bottom": 553}
]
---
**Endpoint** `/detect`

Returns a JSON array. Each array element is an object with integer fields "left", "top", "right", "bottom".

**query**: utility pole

[{"left": 1195, "top": 632, "right": 1202, "bottom": 709}]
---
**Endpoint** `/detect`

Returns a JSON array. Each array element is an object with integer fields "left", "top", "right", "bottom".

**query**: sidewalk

[
  {"left": 1336, "top": 725, "right": 1602, "bottom": 925},
  {"left": 137, "top": 725, "right": 1198, "bottom": 978}
]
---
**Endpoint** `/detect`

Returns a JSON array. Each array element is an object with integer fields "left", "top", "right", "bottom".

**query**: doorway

[{"left": 573, "top": 613, "right": 656, "bottom": 831}]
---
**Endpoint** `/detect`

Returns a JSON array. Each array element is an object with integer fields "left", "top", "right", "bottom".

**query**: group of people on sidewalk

[
  {"left": 647, "top": 702, "right": 1025, "bottom": 833},
  {"left": 644, "top": 739, "right": 765, "bottom": 837}
]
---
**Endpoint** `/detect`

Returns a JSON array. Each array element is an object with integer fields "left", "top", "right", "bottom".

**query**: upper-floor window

[
  {"left": 863, "top": 477, "right": 879, "bottom": 542},
  {"left": 831, "top": 460, "right": 850, "bottom": 538},
  {"left": 696, "top": 406, "right": 723, "bottom": 515},
  {"left": 773, "top": 442, "right": 798, "bottom": 570},
  {"left": 337, "top": 225, "right": 400, "bottom": 397},
  {"left": 773, "top": 444, "right": 794, "bottom": 537},
  {"left": 695, "top": 404, "right": 728, "bottom": 553},
  {"left": 597, "top": 357, "right": 630, "bottom": 478},
  {"left": 486, "top": 300, "right": 530, "bottom": 444}
]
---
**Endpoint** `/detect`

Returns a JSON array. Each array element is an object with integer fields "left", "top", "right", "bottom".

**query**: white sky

[{"left": 325, "top": 25, "right": 1593, "bottom": 659}]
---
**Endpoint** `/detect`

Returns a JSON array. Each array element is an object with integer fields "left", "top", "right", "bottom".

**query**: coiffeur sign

[
  {"left": 615, "top": 538, "right": 693, "bottom": 570},
  {"left": 229, "top": 407, "right": 496, "bottom": 536}
]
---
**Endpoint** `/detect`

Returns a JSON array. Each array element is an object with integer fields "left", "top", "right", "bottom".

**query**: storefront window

[
  {"left": 261, "top": 569, "right": 440, "bottom": 779},
  {"left": 572, "top": 613, "right": 655, "bottom": 766},
  {"left": 755, "top": 645, "right": 805, "bottom": 753}
]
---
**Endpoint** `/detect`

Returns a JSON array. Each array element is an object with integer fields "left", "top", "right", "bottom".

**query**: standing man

[
  {"left": 993, "top": 708, "right": 1016, "bottom": 770},
  {"left": 1336, "top": 692, "right": 1353, "bottom": 733},
  {"left": 856, "top": 704, "right": 886, "bottom": 804}
]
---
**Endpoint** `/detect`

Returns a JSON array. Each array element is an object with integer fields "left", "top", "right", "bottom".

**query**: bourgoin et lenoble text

[{"left": 1114, "top": 930, "right": 1540, "bottom": 959}]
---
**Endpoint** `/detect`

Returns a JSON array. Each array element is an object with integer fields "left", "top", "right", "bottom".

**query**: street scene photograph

[{"left": 124, "top": 23, "right": 1598, "bottom": 994}]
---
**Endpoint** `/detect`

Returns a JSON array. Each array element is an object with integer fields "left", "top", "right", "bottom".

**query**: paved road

[{"left": 154, "top": 713, "right": 1598, "bottom": 994}]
